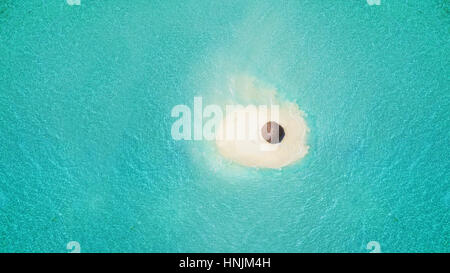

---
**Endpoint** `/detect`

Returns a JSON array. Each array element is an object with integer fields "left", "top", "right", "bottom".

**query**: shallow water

[{"left": 0, "top": 0, "right": 448, "bottom": 252}]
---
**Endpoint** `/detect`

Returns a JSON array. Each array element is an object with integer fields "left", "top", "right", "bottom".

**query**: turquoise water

[{"left": 0, "top": 0, "right": 449, "bottom": 253}]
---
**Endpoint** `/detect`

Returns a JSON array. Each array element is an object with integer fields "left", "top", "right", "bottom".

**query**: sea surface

[{"left": 0, "top": 0, "right": 448, "bottom": 252}]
